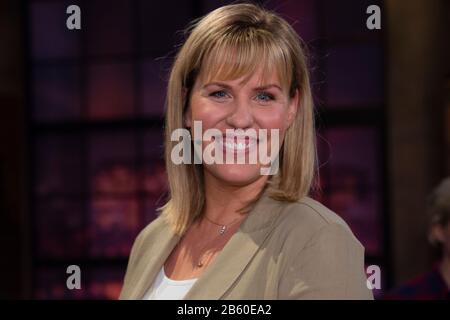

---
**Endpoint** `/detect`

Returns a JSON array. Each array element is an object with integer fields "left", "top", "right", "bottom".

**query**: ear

[
  {"left": 182, "top": 87, "right": 192, "bottom": 128},
  {"left": 286, "top": 89, "right": 299, "bottom": 128}
]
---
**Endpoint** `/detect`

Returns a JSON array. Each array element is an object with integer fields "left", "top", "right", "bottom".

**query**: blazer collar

[{"left": 131, "top": 189, "right": 285, "bottom": 300}]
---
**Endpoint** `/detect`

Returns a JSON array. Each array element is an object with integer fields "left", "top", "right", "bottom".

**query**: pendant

[{"left": 219, "top": 225, "right": 226, "bottom": 235}]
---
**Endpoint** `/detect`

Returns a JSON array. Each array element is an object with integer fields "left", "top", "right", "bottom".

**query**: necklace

[
  {"left": 203, "top": 215, "right": 244, "bottom": 235},
  {"left": 195, "top": 214, "right": 245, "bottom": 267}
]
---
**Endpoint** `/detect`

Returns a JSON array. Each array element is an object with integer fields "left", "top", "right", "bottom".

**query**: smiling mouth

[
  {"left": 215, "top": 136, "right": 258, "bottom": 154},
  {"left": 225, "top": 140, "right": 247, "bottom": 150},
  {"left": 223, "top": 140, "right": 255, "bottom": 151}
]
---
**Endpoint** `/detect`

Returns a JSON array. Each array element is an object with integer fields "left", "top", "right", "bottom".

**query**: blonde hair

[{"left": 160, "top": 3, "right": 317, "bottom": 235}]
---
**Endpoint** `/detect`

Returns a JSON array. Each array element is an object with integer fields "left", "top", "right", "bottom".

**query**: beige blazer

[{"left": 119, "top": 192, "right": 374, "bottom": 300}]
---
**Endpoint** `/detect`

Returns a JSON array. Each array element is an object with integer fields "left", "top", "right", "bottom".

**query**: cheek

[
  {"left": 189, "top": 96, "right": 226, "bottom": 129},
  {"left": 256, "top": 104, "right": 289, "bottom": 127},
  {"left": 255, "top": 107, "right": 290, "bottom": 138}
]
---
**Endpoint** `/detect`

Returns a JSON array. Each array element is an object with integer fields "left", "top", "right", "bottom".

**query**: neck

[
  {"left": 439, "top": 254, "right": 450, "bottom": 289},
  {"left": 202, "top": 171, "right": 268, "bottom": 224}
]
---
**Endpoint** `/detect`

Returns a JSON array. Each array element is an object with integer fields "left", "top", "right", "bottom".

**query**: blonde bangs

[{"left": 198, "top": 28, "right": 293, "bottom": 95}]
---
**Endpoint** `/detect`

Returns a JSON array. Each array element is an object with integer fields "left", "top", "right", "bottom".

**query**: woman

[{"left": 120, "top": 3, "right": 373, "bottom": 300}]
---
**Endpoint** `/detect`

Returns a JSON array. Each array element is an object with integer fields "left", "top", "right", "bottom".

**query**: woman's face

[{"left": 185, "top": 67, "right": 299, "bottom": 187}]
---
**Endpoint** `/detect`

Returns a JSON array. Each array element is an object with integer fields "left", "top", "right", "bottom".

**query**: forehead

[
  {"left": 197, "top": 67, "right": 282, "bottom": 89},
  {"left": 194, "top": 41, "right": 291, "bottom": 92}
]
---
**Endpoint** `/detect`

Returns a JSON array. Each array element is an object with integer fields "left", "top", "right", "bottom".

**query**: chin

[{"left": 206, "top": 163, "right": 263, "bottom": 186}]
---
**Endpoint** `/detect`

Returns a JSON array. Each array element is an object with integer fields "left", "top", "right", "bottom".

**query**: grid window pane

[
  {"left": 88, "top": 131, "right": 139, "bottom": 258},
  {"left": 322, "top": 0, "right": 383, "bottom": 40},
  {"left": 87, "top": 63, "right": 135, "bottom": 120},
  {"left": 142, "top": 128, "right": 164, "bottom": 161},
  {"left": 323, "top": 127, "right": 382, "bottom": 255},
  {"left": 141, "top": 129, "right": 166, "bottom": 225},
  {"left": 85, "top": 0, "right": 134, "bottom": 56},
  {"left": 326, "top": 44, "right": 383, "bottom": 107},
  {"left": 89, "top": 131, "right": 137, "bottom": 194},
  {"left": 325, "top": 127, "right": 380, "bottom": 187},
  {"left": 35, "top": 266, "right": 85, "bottom": 299},
  {"left": 142, "top": 159, "right": 167, "bottom": 225},
  {"left": 140, "top": 60, "right": 167, "bottom": 116},
  {"left": 35, "top": 134, "right": 83, "bottom": 196},
  {"left": 89, "top": 196, "right": 140, "bottom": 258},
  {"left": 88, "top": 267, "right": 126, "bottom": 300},
  {"left": 35, "top": 198, "right": 86, "bottom": 259},
  {"left": 142, "top": 159, "right": 166, "bottom": 197},
  {"left": 29, "top": 1, "right": 81, "bottom": 60},
  {"left": 92, "top": 163, "right": 138, "bottom": 195},
  {"left": 268, "top": 0, "right": 318, "bottom": 43},
  {"left": 139, "top": 0, "right": 193, "bottom": 56},
  {"left": 328, "top": 189, "right": 382, "bottom": 256},
  {"left": 32, "top": 65, "right": 81, "bottom": 122}
]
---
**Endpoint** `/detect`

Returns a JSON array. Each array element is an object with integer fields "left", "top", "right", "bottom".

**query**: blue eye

[
  {"left": 256, "top": 92, "right": 275, "bottom": 102},
  {"left": 210, "top": 91, "right": 228, "bottom": 99}
]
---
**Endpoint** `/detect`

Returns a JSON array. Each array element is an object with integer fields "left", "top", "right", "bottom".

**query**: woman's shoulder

[
  {"left": 285, "top": 196, "right": 352, "bottom": 228},
  {"left": 131, "top": 214, "right": 171, "bottom": 250},
  {"left": 271, "top": 196, "right": 363, "bottom": 250},
  {"left": 272, "top": 196, "right": 372, "bottom": 299}
]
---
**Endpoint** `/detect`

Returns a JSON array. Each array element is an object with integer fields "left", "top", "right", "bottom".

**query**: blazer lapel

[
  {"left": 127, "top": 222, "right": 181, "bottom": 299},
  {"left": 183, "top": 191, "right": 285, "bottom": 300}
]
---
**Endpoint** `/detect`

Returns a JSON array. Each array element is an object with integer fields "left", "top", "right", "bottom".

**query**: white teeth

[
  {"left": 224, "top": 141, "right": 248, "bottom": 150},
  {"left": 220, "top": 140, "right": 257, "bottom": 151}
]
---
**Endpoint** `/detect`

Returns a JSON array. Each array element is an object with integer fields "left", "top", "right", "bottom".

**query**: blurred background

[{"left": 0, "top": 0, "right": 448, "bottom": 299}]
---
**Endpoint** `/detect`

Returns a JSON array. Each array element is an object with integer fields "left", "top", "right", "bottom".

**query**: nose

[{"left": 225, "top": 98, "right": 254, "bottom": 129}]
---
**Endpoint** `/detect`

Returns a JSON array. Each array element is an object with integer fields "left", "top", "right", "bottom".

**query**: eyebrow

[{"left": 202, "top": 82, "right": 283, "bottom": 92}]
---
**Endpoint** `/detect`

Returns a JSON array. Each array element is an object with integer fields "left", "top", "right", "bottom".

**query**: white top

[{"left": 143, "top": 266, "right": 198, "bottom": 300}]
